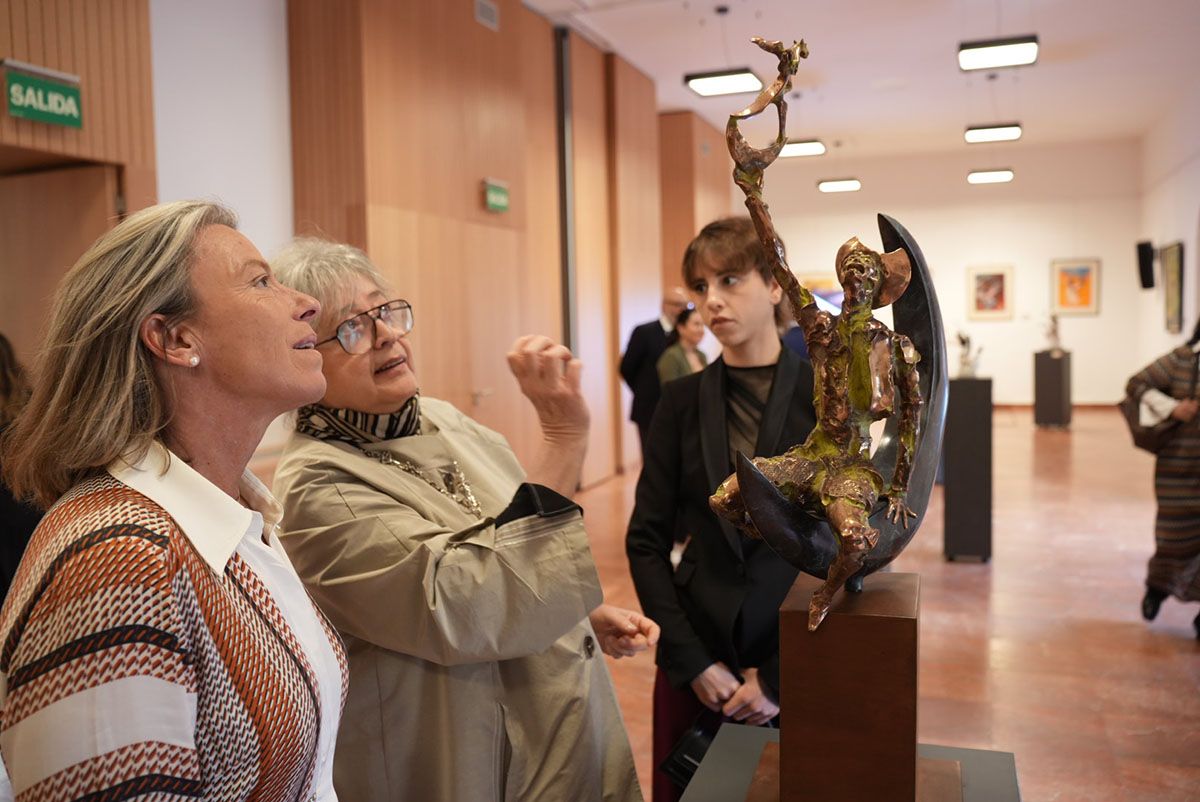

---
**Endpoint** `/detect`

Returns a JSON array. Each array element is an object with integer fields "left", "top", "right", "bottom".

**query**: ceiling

[{"left": 523, "top": 0, "right": 1200, "bottom": 159}]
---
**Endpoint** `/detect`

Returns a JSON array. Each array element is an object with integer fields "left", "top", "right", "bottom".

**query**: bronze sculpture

[{"left": 709, "top": 37, "right": 948, "bottom": 630}]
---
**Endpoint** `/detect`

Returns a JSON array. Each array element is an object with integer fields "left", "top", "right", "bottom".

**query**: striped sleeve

[{"left": 0, "top": 522, "right": 203, "bottom": 801}]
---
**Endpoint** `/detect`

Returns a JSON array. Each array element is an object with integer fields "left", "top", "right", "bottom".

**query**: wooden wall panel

[
  {"left": 0, "top": 0, "right": 155, "bottom": 206},
  {"left": 658, "top": 111, "right": 735, "bottom": 292},
  {"left": 0, "top": 165, "right": 118, "bottom": 363},
  {"left": 608, "top": 53, "right": 661, "bottom": 471},
  {"left": 568, "top": 31, "right": 616, "bottom": 486}
]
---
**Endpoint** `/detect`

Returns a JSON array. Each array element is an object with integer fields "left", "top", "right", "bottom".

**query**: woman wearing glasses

[{"left": 270, "top": 238, "right": 650, "bottom": 802}]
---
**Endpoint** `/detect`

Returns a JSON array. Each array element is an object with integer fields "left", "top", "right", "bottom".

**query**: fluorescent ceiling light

[
  {"left": 817, "top": 178, "right": 861, "bottom": 193},
  {"left": 781, "top": 140, "right": 827, "bottom": 157},
  {"left": 967, "top": 169, "right": 1014, "bottom": 184},
  {"left": 684, "top": 68, "right": 762, "bottom": 97},
  {"left": 964, "top": 123, "right": 1022, "bottom": 144},
  {"left": 958, "top": 35, "right": 1039, "bottom": 71}
]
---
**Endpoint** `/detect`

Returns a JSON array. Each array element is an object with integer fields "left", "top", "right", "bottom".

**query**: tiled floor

[{"left": 579, "top": 408, "right": 1200, "bottom": 802}]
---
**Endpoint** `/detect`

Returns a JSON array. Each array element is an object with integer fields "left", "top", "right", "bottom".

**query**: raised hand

[{"left": 506, "top": 335, "right": 589, "bottom": 442}]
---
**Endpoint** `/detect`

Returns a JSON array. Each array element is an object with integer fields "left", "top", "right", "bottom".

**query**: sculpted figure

[{"left": 709, "top": 38, "right": 927, "bottom": 630}]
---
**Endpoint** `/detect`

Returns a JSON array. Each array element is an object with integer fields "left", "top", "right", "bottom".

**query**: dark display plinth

[
  {"left": 1034, "top": 350, "right": 1071, "bottom": 427},
  {"left": 679, "top": 725, "right": 1021, "bottom": 802},
  {"left": 944, "top": 378, "right": 992, "bottom": 562}
]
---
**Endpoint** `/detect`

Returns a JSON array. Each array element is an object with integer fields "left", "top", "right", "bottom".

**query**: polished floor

[{"left": 579, "top": 409, "right": 1200, "bottom": 802}]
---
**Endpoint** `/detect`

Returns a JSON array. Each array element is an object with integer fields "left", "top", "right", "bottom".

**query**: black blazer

[
  {"left": 619, "top": 319, "right": 669, "bottom": 428},
  {"left": 626, "top": 347, "right": 816, "bottom": 700}
]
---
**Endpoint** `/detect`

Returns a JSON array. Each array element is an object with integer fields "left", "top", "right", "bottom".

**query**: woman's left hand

[
  {"left": 721, "top": 667, "right": 780, "bottom": 726},
  {"left": 588, "top": 604, "right": 660, "bottom": 658}
]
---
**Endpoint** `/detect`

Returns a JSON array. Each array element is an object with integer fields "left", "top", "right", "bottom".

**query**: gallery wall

[
  {"left": 756, "top": 138, "right": 1147, "bottom": 404},
  {"left": 1136, "top": 89, "right": 1200, "bottom": 368}
]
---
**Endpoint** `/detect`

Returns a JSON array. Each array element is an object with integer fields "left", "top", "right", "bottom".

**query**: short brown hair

[
  {"left": 2, "top": 200, "right": 236, "bottom": 508},
  {"left": 682, "top": 216, "right": 786, "bottom": 325}
]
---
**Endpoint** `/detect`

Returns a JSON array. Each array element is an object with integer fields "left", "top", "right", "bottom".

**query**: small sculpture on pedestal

[
  {"left": 708, "top": 37, "right": 947, "bottom": 631},
  {"left": 1045, "top": 314, "right": 1065, "bottom": 358},
  {"left": 956, "top": 331, "right": 983, "bottom": 377}
]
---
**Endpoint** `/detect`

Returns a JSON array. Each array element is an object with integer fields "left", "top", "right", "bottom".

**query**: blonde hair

[
  {"left": 0, "top": 333, "right": 29, "bottom": 429},
  {"left": 2, "top": 200, "right": 237, "bottom": 508},
  {"left": 271, "top": 237, "right": 389, "bottom": 333}
]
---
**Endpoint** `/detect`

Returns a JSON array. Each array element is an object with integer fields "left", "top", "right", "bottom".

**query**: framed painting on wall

[
  {"left": 1050, "top": 259, "right": 1100, "bottom": 316},
  {"left": 1162, "top": 242, "right": 1184, "bottom": 334},
  {"left": 797, "top": 273, "right": 843, "bottom": 312},
  {"left": 967, "top": 266, "right": 1013, "bottom": 320}
]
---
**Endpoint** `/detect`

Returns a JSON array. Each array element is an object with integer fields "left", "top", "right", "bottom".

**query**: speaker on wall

[{"left": 1137, "top": 241, "right": 1155, "bottom": 289}]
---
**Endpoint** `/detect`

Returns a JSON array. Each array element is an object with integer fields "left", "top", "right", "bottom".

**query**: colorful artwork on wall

[
  {"left": 1162, "top": 242, "right": 1184, "bottom": 334},
  {"left": 967, "top": 266, "right": 1013, "bottom": 320},
  {"left": 1050, "top": 259, "right": 1100, "bottom": 316}
]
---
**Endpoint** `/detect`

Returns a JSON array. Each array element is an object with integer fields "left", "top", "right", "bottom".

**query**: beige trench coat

[{"left": 273, "top": 398, "right": 641, "bottom": 802}]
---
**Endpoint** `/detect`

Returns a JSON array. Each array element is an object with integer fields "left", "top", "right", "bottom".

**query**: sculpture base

[{"left": 780, "top": 572, "right": 920, "bottom": 801}]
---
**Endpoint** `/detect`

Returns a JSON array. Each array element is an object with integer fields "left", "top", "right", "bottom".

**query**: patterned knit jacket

[{"left": 0, "top": 474, "right": 348, "bottom": 801}]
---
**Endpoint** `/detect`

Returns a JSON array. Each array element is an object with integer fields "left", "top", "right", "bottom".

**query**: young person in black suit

[
  {"left": 620, "top": 287, "right": 689, "bottom": 456},
  {"left": 626, "top": 218, "right": 817, "bottom": 802}
]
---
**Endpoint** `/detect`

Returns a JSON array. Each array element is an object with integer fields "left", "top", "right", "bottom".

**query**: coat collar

[
  {"left": 698, "top": 346, "right": 803, "bottom": 561},
  {"left": 108, "top": 443, "right": 282, "bottom": 574}
]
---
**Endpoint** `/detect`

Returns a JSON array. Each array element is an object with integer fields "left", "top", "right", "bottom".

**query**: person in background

[
  {"left": 0, "top": 333, "right": 41, "bottom": 602},
  {"left": 621, "top": 287, "right": 690, "bottom": 456},
  {"left": 270, "top": 238, "right": 652, "bottom": 802},
  {"left": 781, "top": 317, "right": 810, "bottom": 360},
  {"left": 656, "top": 306, "right": 708, "bottom": 386},
  {"left": 1128, "top": 318, "right": 1200, "bottom": 639},
  {"left": 0, "top": 202, "right": 347, "bottom": 799},
  {"left": 626, "top": 217, "right": 816, "bottom": 802}
]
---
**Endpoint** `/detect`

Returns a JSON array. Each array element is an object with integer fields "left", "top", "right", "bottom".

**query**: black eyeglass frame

[{"left": 316, "top": 299, "right": 414, "bottom": 354}]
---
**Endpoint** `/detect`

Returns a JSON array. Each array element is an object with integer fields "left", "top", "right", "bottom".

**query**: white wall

[
  {"left": 150, "top": 0, "right": 296, "bottom": 456},
  {"left": 150, "top": 0, "right": 294, "bottom": 256},
  {"left": 751, "top": 139, "right": 1147, "bottom": 404},
  {"left": 1137, "top": 91, "right": 1200, "bottom": 367}
]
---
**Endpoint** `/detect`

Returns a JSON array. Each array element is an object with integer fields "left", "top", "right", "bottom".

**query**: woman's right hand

[
  {"left": 689, "top": 661, "right": 742, "bottom": 712},
  {"left": 1171, "top": 399, "right": 1199, "bottom": 422},
  {"left": 507, "top": 335, "right": 590, "bottom": 442}
]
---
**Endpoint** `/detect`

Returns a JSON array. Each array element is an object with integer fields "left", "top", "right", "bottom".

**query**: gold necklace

[{"left": 362, "top": 449, "right": 482, "bottom": 517}]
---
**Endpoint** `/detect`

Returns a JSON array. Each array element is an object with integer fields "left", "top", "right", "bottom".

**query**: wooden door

[{"left": 0, "top": 164, "right": 119, "bottom": 364}]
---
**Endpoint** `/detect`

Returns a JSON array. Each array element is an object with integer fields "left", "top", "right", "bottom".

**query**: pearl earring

[{"left": 189, "top": 355, "right": 200, "bottom": 367}]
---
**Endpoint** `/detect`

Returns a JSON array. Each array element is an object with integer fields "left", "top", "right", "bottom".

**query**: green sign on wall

[
  {"left": 483, "top": 178, "right": 510, "bottom": 213},
  {"left": 6, "top": 70, "right": 82, "bottom": 129}
]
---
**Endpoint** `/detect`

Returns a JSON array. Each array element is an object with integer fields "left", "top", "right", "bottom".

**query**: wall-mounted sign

[
  {"left": 4, "top": 60, "right": 82, "bottom": 129},
  {"left": 483, "top": 178, "right": 510, "bottom": 213}
]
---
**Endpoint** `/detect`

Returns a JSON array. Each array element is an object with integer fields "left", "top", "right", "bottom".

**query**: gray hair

[{"left": 271, "top": 237, "right": 389, "bottom": 332}]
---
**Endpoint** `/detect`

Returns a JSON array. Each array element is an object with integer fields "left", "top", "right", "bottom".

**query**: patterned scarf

[{"left": 295, "top": 394, "right": 422, "bottom": 446}]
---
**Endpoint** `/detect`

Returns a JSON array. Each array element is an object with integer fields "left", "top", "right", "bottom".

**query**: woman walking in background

[
  {"left": 656, "top": 306, "right": 708, "bottom": 386},
  {"left": 1127, "top": 319, "right": 1200, "bottom": 639}
]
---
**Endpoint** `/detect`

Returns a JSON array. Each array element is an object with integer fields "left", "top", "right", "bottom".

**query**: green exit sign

[
  {"left": 483, "top": 179, "right": 510, "bottom": 213},
  {"left": 5, "top": 65, "right": 82, "bottom": 129}
]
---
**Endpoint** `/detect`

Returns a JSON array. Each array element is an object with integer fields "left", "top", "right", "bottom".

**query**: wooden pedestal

[{"left": 779, "top": 573, "right": 959, "bottom": 802}]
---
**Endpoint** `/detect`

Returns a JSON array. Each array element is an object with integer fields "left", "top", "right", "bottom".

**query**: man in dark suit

[
  {"left": 620, "top": 287, "right": 689, "bottom": 457},
  {"left": 626, "top": 218, "right": 816, "bottom": 802}
]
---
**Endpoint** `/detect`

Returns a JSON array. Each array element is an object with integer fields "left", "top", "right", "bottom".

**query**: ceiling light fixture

[
  {"left": 781, "top": 139, "right": 827, "bottom": 158},
  {"left": 967, "top": 169, "right": 1014, "bottom": 185},
  {"left": 684, "top": 68, "right": 762, "bottom": 97},
  {"left": 964, "top": 123, "right": 1023, "bottom": 144},
  {"left": 958, "top": 35, "right": 1039, "bottom": 71},
  {"left": 817, "top": 178, "right": 861, "bottom": 193}
]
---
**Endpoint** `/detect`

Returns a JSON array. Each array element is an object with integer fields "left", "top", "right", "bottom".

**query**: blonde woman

[
  {"left": 0, "top": 202, "right": 347, "bottom": 800},
  {"left": 271, "top": 238, "right": 651, "bottom": 802}
]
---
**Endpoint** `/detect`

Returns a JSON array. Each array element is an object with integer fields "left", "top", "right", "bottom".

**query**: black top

[
  {"left": 626, "top": 347, "right": 817, "bottom": 700},
  {"left": 0, "top": 428, "right": 41, "bottom": 602}
]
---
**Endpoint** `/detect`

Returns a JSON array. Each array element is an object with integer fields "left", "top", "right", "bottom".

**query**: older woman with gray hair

[
  {"left": 271, "top": 237, "right": 652, "bottom": 802},
  {"left": 0, "top": 202, "right": 347, "bottom": 799}
]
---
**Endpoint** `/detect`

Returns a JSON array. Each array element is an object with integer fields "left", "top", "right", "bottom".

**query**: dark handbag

[
  {"left": 1119, "top": 353, "right": 1199, "bottom": 454},
  {"left": 658, "top": 710, "right": 724, "bottom": 790}
]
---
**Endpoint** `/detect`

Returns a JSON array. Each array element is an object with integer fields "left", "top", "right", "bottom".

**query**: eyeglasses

[{"left": 317, "top": 299, "right": 414, "bottom": 355}]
